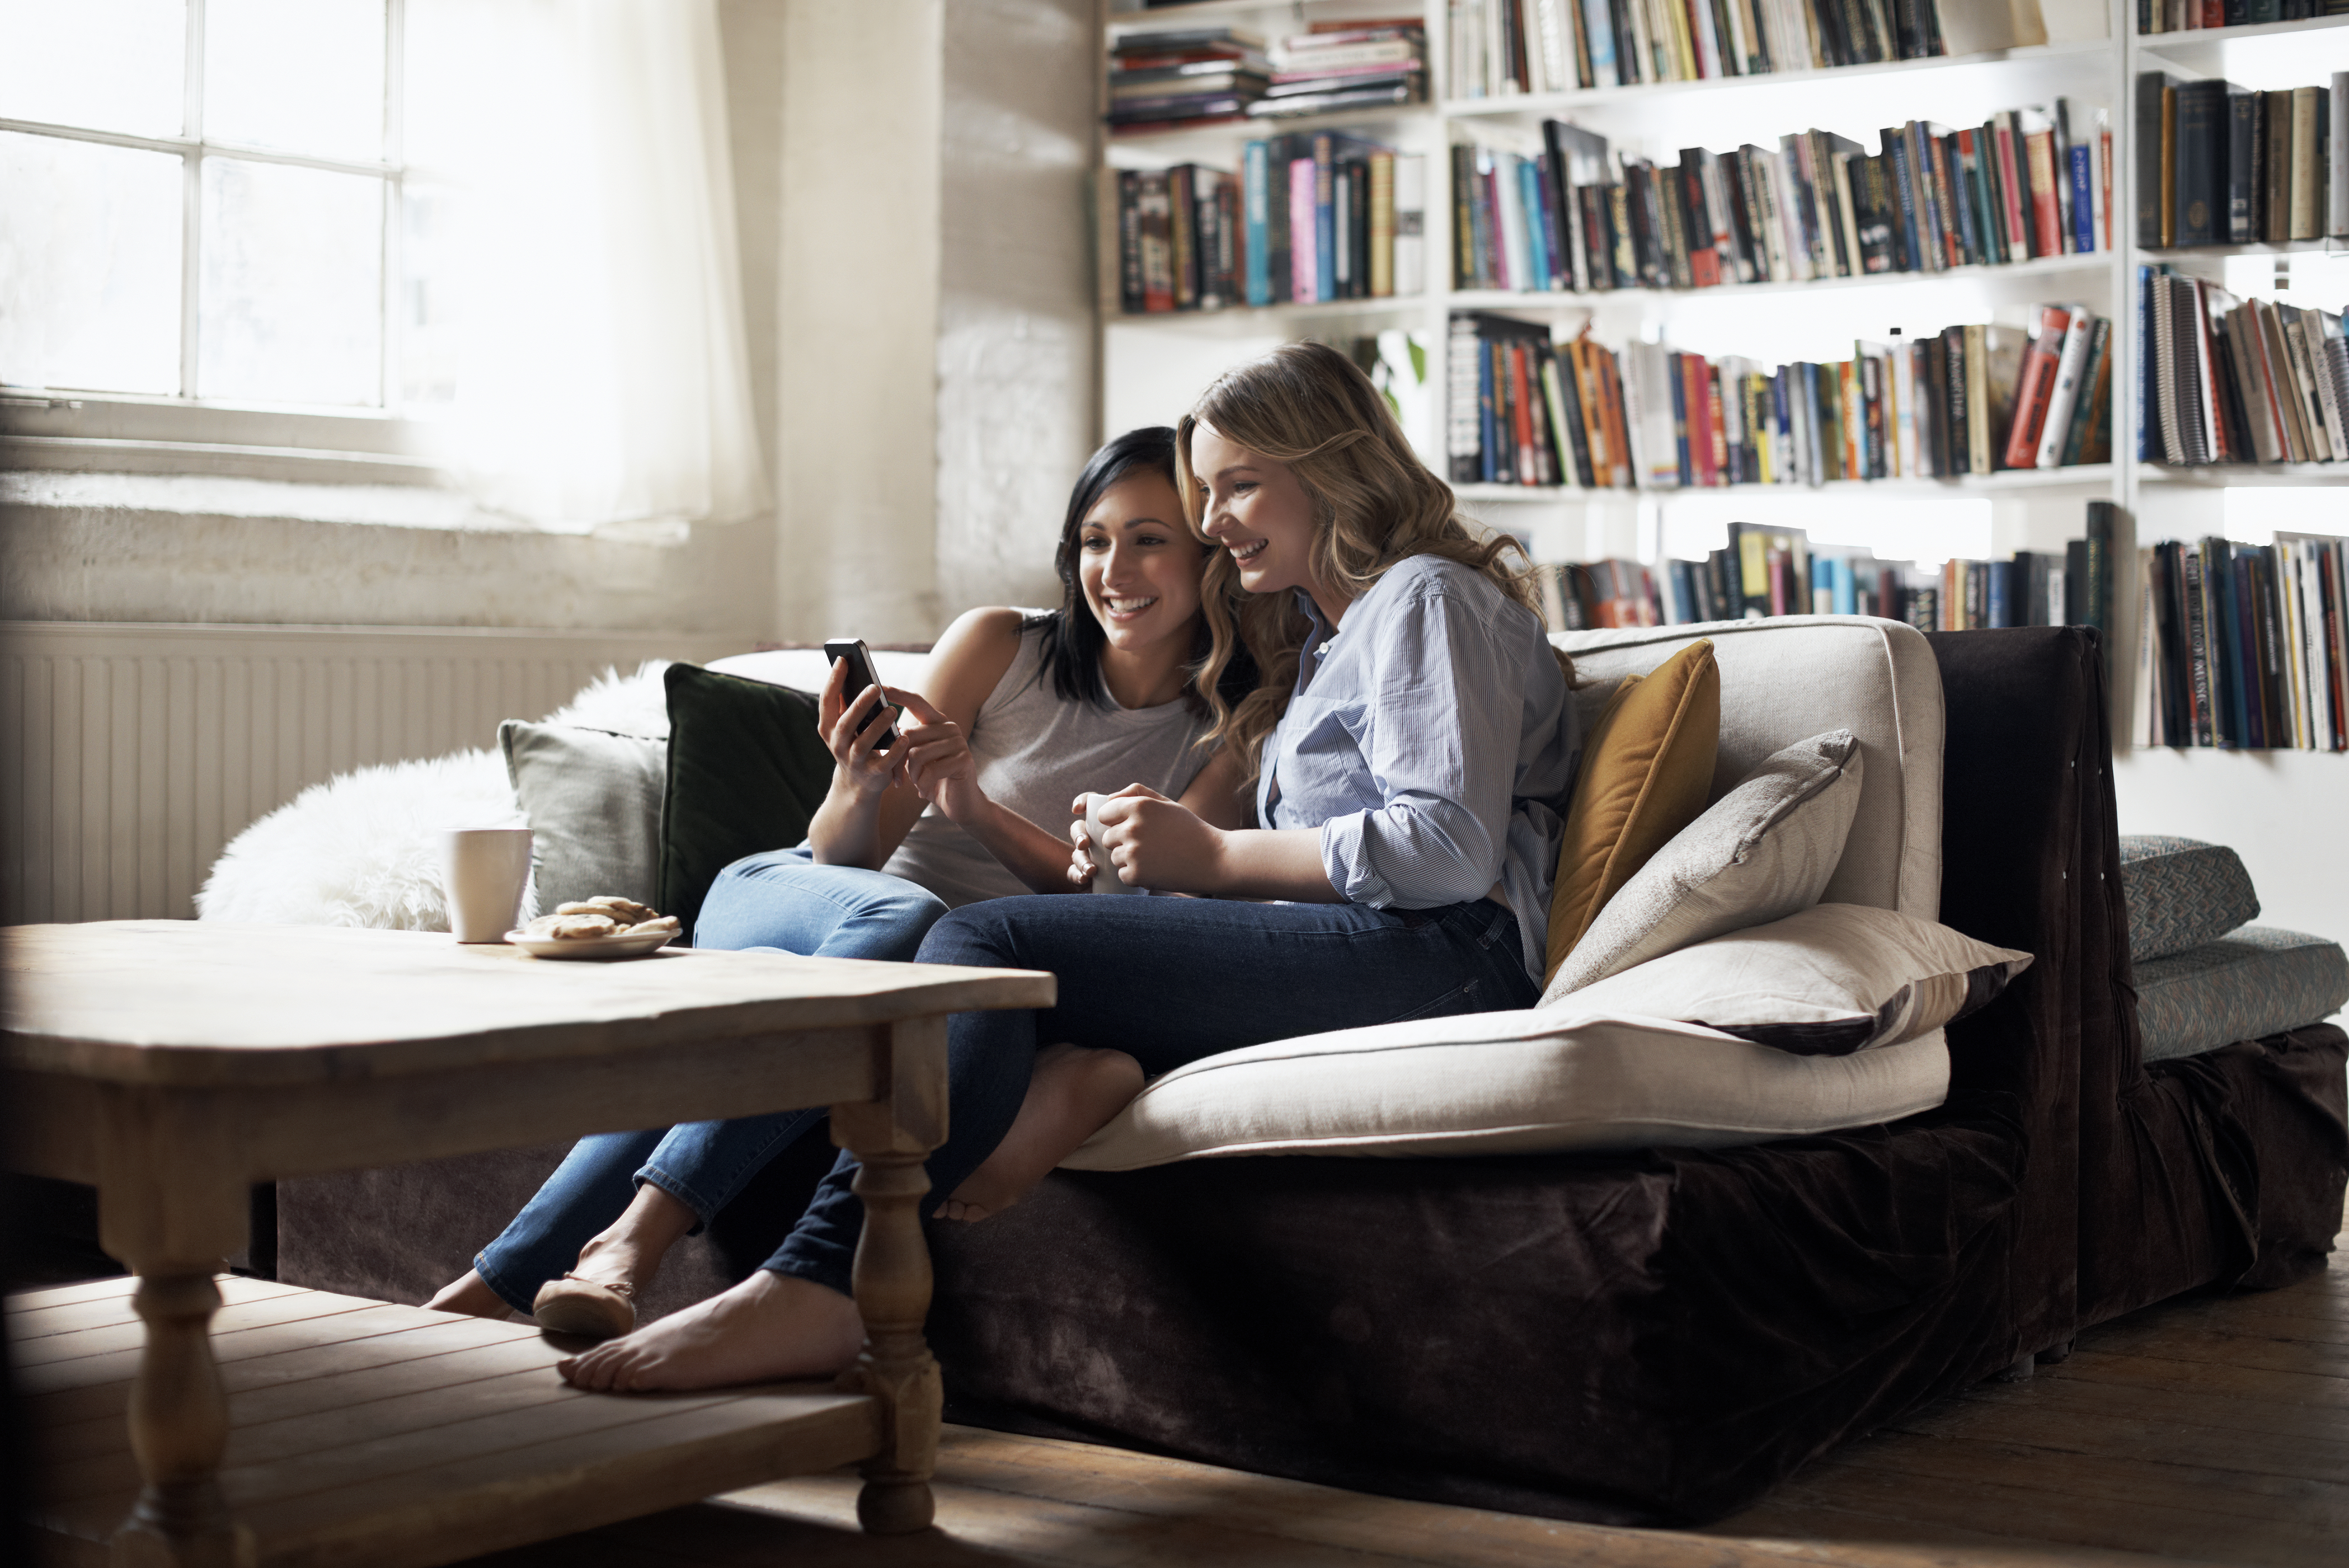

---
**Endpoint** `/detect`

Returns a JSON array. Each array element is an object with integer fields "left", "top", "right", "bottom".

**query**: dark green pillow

[{"left": 659, "top": 663, "right": 834, "bottom": 940}]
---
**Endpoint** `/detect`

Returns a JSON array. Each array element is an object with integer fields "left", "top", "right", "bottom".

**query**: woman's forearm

[
  {"left": 1204, "top": 827, "right": 1343, "bottom": 902},
  {"left": 806, "top": 776, "right": 890, "bottom": 870},
  {"left": 955, "top": 795, "right": 1088, "bottom": 893}
]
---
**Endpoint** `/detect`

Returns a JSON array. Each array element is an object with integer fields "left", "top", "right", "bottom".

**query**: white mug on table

[{"left": 441, "top": 827, "right": 534, "bottom": 942}]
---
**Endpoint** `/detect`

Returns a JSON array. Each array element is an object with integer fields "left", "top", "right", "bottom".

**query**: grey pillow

[
  {"left": 1542, "top": 729, "right": 1864, "bottom": 1005},
  {"left": 2118, "top": 835, "right": 2260, "bottom": 963},
  {"left": 499, "top": 721, "right": 667, "bottom": 915}
]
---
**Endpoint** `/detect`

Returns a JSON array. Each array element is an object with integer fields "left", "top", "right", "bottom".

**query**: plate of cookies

[{"left": 508, "top": 897, "right": 682, "bottom": 960}]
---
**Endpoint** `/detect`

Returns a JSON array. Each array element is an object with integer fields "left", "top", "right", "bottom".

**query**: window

[
  {"left": 3, "top": 0, "right": 766, "bottom": 528},
  {"left": 0, "top": 0, "right": 447, "bottom": 471}
]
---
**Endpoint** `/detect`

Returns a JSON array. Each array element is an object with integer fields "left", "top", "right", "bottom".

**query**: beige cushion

[
  {"left": 1567, "top": 903, "right": 2034, "bottom": 1057},
  {"left": 1556, "top": 617, "right": 1943, "bottom": 923},
  {"left": 1062, "top": 1010, "right": 1950, "bottom": 1170},
  {"left": 1542, "top": 729, "right": 1864, "bottom": 1002}
]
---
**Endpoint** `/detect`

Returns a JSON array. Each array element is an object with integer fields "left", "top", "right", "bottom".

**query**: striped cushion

[
  {"left": 2118, "top": 835, "right": 2259, "bottom": 963},
  {"left": 2137, "top": 926, "right": 2349, "bottom": 1063}
]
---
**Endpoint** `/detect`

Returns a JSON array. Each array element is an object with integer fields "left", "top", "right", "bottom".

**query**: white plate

[{"left": 506, "top": 928, "right": 679, "bottom": 961}]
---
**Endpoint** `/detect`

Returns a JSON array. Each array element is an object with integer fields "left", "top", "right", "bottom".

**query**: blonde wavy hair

[{"left": 1177, "top": 340, "right": 1546, "bottom": 777}]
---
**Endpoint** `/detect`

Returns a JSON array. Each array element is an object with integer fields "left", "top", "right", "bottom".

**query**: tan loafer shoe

[{"left": 531, "top": 1273, "right": 636, "bottom": 1339}]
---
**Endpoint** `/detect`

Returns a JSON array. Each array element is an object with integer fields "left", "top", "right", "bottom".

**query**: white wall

[{"left": 933, "top": 0, "right": 1100, "bottom": 619}]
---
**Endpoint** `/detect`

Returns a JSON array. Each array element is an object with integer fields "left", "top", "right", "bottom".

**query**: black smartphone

[{"left": 822, "top": 637, "right": 901, "bottom": 751}]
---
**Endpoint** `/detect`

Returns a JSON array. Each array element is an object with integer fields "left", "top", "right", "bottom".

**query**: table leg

[
  {"left": 831, "top": 1015, "right": 949, "bottom": 1536},
  {"left": 112, "top": 1273, "right": 249, "bottom": 1568}
]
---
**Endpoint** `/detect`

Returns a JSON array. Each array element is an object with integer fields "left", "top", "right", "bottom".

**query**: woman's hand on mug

[
  {"left": 819, "top": 656, "right": 901, "bottom": 801},
  {"left": 1065, "top": 800, "right": 1097, "bottom": 889},
  {"left": 1083, "top": 784, "right": 1225, "bottom": 895}
]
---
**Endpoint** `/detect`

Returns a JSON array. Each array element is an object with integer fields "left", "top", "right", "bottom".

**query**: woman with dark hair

[
  {"left": 553, "top": 341, "right": 1577, "bottom": 1394},
  {"left": 423, "top": 427, "right": 1250, "bottom": 1338}
]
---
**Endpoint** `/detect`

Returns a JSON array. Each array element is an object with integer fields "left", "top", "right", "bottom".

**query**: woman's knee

[{"left": 916, "top": 903, "right": 1017, "bottom": 968}]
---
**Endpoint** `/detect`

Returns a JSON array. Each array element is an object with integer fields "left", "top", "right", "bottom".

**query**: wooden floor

[
  {"left": 444, "top": 1201, "right": 2348, "bottom": 1568},
  {"left": 21, "top": 1201, "right": 2342, "bottom": 1568}
]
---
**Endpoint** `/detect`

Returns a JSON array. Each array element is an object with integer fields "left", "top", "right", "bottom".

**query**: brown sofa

[{"left": 267, "top": 625, "right": 2348, "bottom": 1525}]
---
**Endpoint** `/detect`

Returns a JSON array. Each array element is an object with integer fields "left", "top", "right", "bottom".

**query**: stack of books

[
  {"left": 1251, "top": 20, "right": 1426, "bottom": 119},
  {"left": 1448, "top": 304, "right": 2112, "bottom": 491},
  {"left": 2136, "top": 71, "right": 2349, "bottom": 247},
  {"left": 1530, "top": 505, "right": 2119, "bottom": 643},
  {"left": 1454, "top": 104, "right": 2111, "bottom": 296},
  {"left": 1107, "top": 26, "right": 1268, "bottom": 135},
  {"left": 1104, "top": 135, "right": 1428, "bottom": 313},
  {"left": 2143, "top": 272, "right": 2349, "bottom": 466},
  {"left": 1444, "top": 0, "right": 2077, "bottom": 98},
  {"left": 2140, "top": 5, "right": 2349, "bottom": 37},
  {"left": 2138, "top": 532, "right": 2348, "bottom": 753}
]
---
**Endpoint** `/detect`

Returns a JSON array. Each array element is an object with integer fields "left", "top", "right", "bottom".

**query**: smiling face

[
  {"left": 1077, "top": 469, "right": 1207, "bottom": 656},
  {"left": 1189, "top": 418, "right": 1325, "bottom": 605}
]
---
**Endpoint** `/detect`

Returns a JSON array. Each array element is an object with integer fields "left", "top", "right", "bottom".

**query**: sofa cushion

[
  {"left": 499, "top": 722, "right": 666, "bottom": 916},
  {"left": 1565, "top": 903, "right": 2033, "bottom": 1057},
  {"left": 658, "top": 664, "right": 835, "bottom": 940},
  {"left": 1543, "top": 729, "right": 1863, "bottom": 1000},
  {"left": 2137, "top": 926, "right": 2349, "bottom": 1063},
  {"left": 1063, "top": 1008, "right": 1949, "bottom": 1170},
  {"left": 2118, "top": 835, "right": 2260, "bottom": 963},
  {"left": 1544, "top": 639, "right": 1719, "bottom": 981},
  {"left": 1556, "top": 618, "right": 1943, "bottom": 925}
]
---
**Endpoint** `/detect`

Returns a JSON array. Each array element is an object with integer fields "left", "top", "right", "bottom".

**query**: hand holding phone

[{"left": 822, "top": 637, "right": 901, "bottom": 752}]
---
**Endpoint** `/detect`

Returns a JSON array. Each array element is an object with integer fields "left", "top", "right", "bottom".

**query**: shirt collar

[{"left": 1295, "top": 590, "right": 1339, "bottom": 690}]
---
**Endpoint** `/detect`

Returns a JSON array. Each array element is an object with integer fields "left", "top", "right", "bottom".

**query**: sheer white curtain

[{"left": 406, "top": 0, "right": 767, "bottom": 533}]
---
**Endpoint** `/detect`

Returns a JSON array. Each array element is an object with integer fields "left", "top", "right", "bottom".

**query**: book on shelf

[
  {"left": 1250, "top": 20, "right": 1427, "bottom": 120},
  {"left": 1453, "top": 102, "right": 2112, "bottom": 298},
  {"left": 2143, "top": 269, "right": 2349, "bottom": 466},
  {"left": 2136, "top": 69, "right": 2347, "bottom": 247},
  {"left": 1443, "top": 0, "right": 2089, "bottom": 98},
  {"left": 2139, "top": 3, "right": 2349, "bottom": 36},
  {"left": 2137, "top": 532, "right": 2348, "bottom": 754},
  {"left": 1104, "top": 139, "right": 1426, "bottom": 315},
  {"left": 1448, "top": 312, "right": 1634, "bottom": 489}
]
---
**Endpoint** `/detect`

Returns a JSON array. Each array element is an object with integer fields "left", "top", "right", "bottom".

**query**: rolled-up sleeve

[{"left": 1318, "top": 585, "right": 1527, "bottom": 908}]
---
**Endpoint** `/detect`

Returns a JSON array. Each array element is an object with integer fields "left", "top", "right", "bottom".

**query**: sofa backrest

[
  {"left": 708, "top": 647, "right": 933, "bottom": 693},
  {"left": 1555, "top": 615, "right": 1943, "bottom": 921}
]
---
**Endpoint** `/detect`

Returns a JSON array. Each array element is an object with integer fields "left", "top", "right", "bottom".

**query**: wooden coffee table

[{"left": 3, "top": 921, "right": 1053, "bottom": 1568}]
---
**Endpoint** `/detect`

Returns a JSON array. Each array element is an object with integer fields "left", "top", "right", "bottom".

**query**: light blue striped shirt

[{"left": 1253, "top": 553, "right": 1579, "bottom": 979}]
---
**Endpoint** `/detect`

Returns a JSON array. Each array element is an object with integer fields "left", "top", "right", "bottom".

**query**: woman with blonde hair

[{"left": 557, "top": 340, "right": 1579, "bottom": 1393}]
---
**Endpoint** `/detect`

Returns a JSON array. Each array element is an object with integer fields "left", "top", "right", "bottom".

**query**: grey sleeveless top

[{"left": 879, "top": 621, "right": 1215, "bottom": 908}]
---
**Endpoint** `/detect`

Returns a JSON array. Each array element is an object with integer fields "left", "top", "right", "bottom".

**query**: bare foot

[
  {"left": 935, "top": 1043, "right": 1143, "bottom": 1223},
  {"left": 424, "top": 1269, "right": 514, "bottom": 1320},
  {"left": 555, "top": 1269, "right": 863, "bottom": 1391}
]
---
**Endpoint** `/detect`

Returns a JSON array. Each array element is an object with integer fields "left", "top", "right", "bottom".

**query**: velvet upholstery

[{"left": 260, "top": 626, "right": 2349, "bottom": 1527}]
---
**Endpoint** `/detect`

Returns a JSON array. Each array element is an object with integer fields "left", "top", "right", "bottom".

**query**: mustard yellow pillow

[{"left": 1544, "top": 639, "right": 1720, "bottom": 984}]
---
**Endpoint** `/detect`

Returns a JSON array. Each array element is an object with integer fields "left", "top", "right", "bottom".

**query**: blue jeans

[
  {"left": 761, "top": 893, "right": 1539, "bottom": 1296},
  {"left": 471, "top": 849, "right": 950, "bottom": 1314}
]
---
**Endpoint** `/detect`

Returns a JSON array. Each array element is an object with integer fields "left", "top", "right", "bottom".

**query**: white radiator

[{"left": 0, "top": 623, "right": 741, "bottom": 925}]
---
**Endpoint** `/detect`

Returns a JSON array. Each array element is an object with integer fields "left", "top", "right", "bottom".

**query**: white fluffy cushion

[
  {"left": 1062, "top": 1010, "right": 1951, "bottom": 1170},
  {"left": 196, "top": 661, "right": 674, "bottom": 929},
  {"left": 1567, "top": 903, "right": 2034, "bottom": 1057},
  {"left": 1543, "top": 728, "right": 1864, "bottom": 1002}
]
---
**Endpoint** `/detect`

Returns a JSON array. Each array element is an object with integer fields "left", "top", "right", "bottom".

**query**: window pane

[
  {"left": 204, "top": 0, "right": 385, "bottom": 164},
  {"left": 0, "top": 0, "right": 186, "bottom": 138},
  {"left": 0, "top": 132, "right": 183, "bottom": 394},
  {"left": 198, "top": 158, "right": 382, "bottom": 406},
  {"left": 400, "top": 181, "right": 464, "bottom": 409}
]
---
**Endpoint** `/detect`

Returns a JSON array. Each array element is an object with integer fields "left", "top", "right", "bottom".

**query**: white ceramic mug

[
  {"left": 1083, "top": 794, "right": 1143, "bottom": 895},
  {"left": 441, "top": 827, "right": 534, "bottom": 942}
]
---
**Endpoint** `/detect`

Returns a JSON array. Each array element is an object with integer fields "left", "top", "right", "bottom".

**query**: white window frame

[{"left": 0, "top": 0, "right": 444, "bottom": 486}]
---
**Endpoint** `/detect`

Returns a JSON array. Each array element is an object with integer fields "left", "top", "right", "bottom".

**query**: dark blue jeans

[
  {"left": 470, "top": 849, "right": 950, "bottom": 1314},
  {"left": 763, "top": 893, "right": 1539, "bottom": 1294}
]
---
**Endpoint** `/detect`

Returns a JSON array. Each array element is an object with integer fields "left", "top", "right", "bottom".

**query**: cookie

[{"left": 525, "top": 912, "right": 622, "bottom": 940}]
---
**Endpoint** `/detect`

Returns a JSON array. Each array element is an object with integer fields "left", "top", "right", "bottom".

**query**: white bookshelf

[{"left": 1091, "top": 0, "right": 2349, "bottom": 572}]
